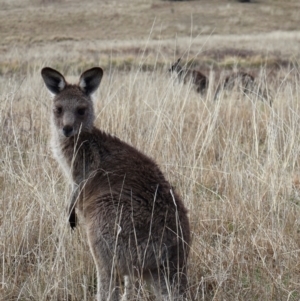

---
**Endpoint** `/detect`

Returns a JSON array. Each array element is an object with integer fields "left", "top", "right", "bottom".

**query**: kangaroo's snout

[{"left": 63, "top": 125, "right": 74, "bottom": 137}]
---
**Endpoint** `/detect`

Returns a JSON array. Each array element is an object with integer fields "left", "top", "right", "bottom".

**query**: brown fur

[
  {"left": 169, "top": 58, "right": 208, "bottom": 94},
  {"left": 41, "top": 67, "right": 190, "bottom": 301}
]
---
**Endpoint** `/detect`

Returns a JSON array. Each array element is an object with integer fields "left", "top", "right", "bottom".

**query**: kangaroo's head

[
  {"left": 169, "top": 58, "right": 183, "bottom": 74},
  {"left": 41, "top": 67, "right": 103, "bottom": 138}
]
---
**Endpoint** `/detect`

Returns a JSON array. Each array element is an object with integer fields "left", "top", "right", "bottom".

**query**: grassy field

[{"left": 1, "top": 0, "right": 300, "bottom": 300}]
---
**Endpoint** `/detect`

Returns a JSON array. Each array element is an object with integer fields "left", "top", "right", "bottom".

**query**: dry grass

[
  {"left": 1, "top": 61, "right": 300, "bottom": 300},
  {"left": 1, "top": 0, "right": 300, "bottom": 44},
  {"left": 1, "top": 0, "right": 300, "bottom": 300},
  {"left": 1, "top": 0, "right": 300, "bottom": 76}
]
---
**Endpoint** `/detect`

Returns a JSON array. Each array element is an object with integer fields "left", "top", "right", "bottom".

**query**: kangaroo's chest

[{"left": 50, "top": 134, "right": 74, "bottom": 183}]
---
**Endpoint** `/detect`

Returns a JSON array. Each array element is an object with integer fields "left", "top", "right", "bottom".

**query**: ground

[
  {"left": 0, "top": 0, "right": 300, "bottom": 300},
  {"left": 1, "top": 0, "right": 300, "bottom": 73}
]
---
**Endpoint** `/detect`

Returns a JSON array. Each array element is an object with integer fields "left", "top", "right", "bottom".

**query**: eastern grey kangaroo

[
  {"left": 213, "top": 71, "right": 272, "bottom": 105},
  {"left": 169, "top": 58, "right": 208, "bottom": 94},
  {"left": 213, "top": 71, "right": 255, "bottom": 100},
  {"left": 41, "top": 67, "right": 190, "bottom": 301}
]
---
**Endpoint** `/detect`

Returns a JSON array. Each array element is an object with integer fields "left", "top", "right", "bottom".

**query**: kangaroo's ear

[
  {"left": 41, "top": 67, "right": 66, "bottom": 95},
  {"left": 177, "top": 58, "right": 181, "bottom": 64},
  {"left": 79, "top": 67, "right": 103, "bottom": 96}
]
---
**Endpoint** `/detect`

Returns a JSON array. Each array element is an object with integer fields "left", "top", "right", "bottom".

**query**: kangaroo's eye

[
  {"left": 54, "top": 107, "right": 62, "bottom": 115},
  {"left": 77, "top": 108, "right": 86, "bottom": 116}
]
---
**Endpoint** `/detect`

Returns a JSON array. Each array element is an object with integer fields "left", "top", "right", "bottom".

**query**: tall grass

[{"left": 1, "top": 63, "right": 300, "bottom": 300}]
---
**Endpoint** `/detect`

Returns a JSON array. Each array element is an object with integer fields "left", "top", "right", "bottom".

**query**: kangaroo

[
  {"left": 41, "top": 67, "right": 190, "bottom": 301},
  {"left": 214, "top": 71, "right": 273, "bottom": 105},
  {"left": 169, "top": 58, "right": 208, "bottom": 94},
  {"left": 213, "top": 71, "right": 255, "bottom": 100}
]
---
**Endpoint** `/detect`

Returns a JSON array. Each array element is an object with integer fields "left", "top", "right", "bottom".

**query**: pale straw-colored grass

[{"left": 1, "top": 62, "right": 300, "bottom": 300}]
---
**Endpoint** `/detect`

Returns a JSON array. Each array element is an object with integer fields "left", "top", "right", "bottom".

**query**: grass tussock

[{"left": 1, "top": 63, "right": 300, "bottom": 300}]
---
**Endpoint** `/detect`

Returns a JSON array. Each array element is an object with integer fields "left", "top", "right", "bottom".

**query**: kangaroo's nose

[{"left": 63, "top": 125, "right": 73, "bottom": 137}]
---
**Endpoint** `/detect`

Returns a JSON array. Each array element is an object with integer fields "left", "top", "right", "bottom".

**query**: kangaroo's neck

[{"left": 51, "top": 126, "right": 101, "bottom": 183}]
